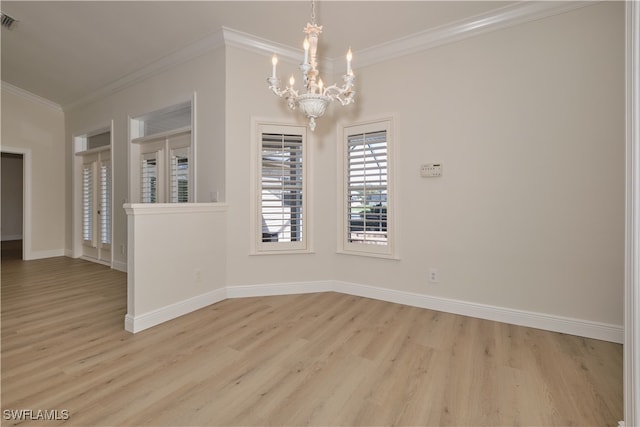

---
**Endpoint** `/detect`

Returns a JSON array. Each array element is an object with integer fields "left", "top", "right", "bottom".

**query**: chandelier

[{"left": 267, "top": 0, "right": 355, "bottom": 131}]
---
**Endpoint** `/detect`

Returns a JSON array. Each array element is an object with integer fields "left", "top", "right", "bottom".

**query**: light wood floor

[{"left": 1, "top": 257, "right": 623, "bottom": 426}]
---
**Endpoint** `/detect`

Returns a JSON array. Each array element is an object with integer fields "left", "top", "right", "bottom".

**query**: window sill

[
  {"left": 250, "top": 249, "right": 315, "bottom": 256},
  {"left": 336, "top": 249, "right": 400, "bottom": 260},
  {"left": 124, "top": 202, "right": 228, "bottom": 216}
]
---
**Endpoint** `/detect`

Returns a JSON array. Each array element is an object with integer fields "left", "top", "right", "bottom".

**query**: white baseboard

[
  {"left": 125, "top": 288, "right": 227, "bottom": 333},
  {"left": 112, "top": 260, "right": 127, "bottom": 273},
  {"left": 226, "top": 280, "right": 334, "bottom": 299},
  {"left": 123, "top": 279, "right": 623, "bottom": 344},
  {"left": 333, "top": 281, "right": 624, "bottom": 344},
  {"left": 25, "top": 248, "right": 65, "bottom": 260}
]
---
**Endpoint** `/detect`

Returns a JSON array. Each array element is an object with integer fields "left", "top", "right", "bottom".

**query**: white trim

[
  {"left": 338, "top": 116, "right": 397, "bottom": 258},
  {"left": 625, "top": 1, "right": 640, "bottom": 425},
  {"left": 74, "top": 145, "right": 111, "bottom": 157},
  {"left": 131, "top": 126, "right": 192, "bottom": 145},
  {"left": 226, "top": 281, "right": 333, "bottom": 299},
  {"left": 1, "top": 146, "right": 32, "bottom": 260},
  {"left": 60, "top": 2, "right": 591, "bottom": 112},
  {"left": 112, "top": 260, "right": 127, "bottom": 273},
  {"left": 1, "top": 81, "right": 62, "bottom": 112},
  {"left": 124, "top": 288, "right": 226, "bottom": 333},
  {"left": 127, "top": 279, "right": 623, "bottom": 344},
  {"left": 80, "top": 255, "right": 110, "bottom": 267},
  {"left": 72, "top": 122, "right": 114, "bottom": 262},
  {"left": 333, "top": 281, "right": 623, "bottom": 344},
  {"left": 28, "top": 249, "right": 66, "bottom": 260},
  {"left": 250, "top": 120, "right": 311, "bottom": 255},
  {"left": 223, "top": 27, "right": 300, "bottom": 64},
  {"left": 65, "top": 31, "right": 225, "bottom": 112},
  {"left": 123, "top": 202, "right": 228, "bottom": 216},
  {"left": 355, "top": 1, "right": 592, "bottom": 69}
]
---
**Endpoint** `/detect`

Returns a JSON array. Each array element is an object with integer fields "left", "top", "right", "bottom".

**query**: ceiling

[{"left": 0, "top": 1, "right": 514, "bottom": 108}]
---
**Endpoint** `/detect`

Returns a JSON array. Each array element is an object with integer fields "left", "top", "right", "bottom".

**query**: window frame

[
  {"left": 73, "top": 123, "right": 114, "bottom": 264},
  {"left": 129, "top": 97, "right": 195, "bottom": 204},
  {"left": 134, "top": 130, "right": 192, "bottom": 204},
  {"left": 251, "top": 121, "right": 311, "bottom": 254},
  {"left": 338, "top": 117, "right": 397, "bottom": 258}
]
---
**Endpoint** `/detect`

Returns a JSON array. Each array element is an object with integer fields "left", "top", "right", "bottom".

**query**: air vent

[{"left": 1, "top": 12, "right": 17, "bottom": 29}]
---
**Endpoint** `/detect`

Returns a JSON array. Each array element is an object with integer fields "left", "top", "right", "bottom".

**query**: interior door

[{"left": 81, "top": 151, "right": 111, "bottom": 263}]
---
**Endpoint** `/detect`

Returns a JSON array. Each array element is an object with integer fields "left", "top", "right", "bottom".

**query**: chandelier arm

[
  {"left": 266, "top": 0, "right": 355, "bottom": 131},
  {"left": 323, "top": 84, "right": 355, "bottom": 106}
]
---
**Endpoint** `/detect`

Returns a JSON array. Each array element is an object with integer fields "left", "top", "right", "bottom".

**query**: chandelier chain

[{"left": 310, "top": 0, "right": 316, "bottom": 25}]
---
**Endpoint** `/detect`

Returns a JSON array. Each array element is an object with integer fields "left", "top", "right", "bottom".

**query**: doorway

[{"left": 1, "top": 152, "right": 24, "bottom": 260}]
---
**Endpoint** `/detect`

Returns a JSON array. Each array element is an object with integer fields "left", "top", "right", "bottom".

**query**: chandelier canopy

[{"left": 267, "top": 0, "right": 355, "bottom": 131}]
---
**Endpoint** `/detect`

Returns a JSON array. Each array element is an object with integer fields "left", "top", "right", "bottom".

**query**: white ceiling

[{"left": 0, "top": 1, "right": 515, "bottom": 108}]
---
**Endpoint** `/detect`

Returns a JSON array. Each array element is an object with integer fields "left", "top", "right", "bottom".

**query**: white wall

[
  {"left": 1, "top": 154, "right": 23, "bottom": 240},
  {"left": 124, "top": 204, "right": 227, "bottom": 332},
  {"left": 333, "top": 2, "right": 625, "bottom": 327},
  {"left": 60, "top": 2, "right": 624, "bottom": 336},
  {"left": 215, "top": 2, "right": 625, "bottom": 331},
  {"left": 65, "top": 46, "right": 226, "bottom": 269},
  {"left": 224, "top": 46, "right": 338, "bottom": 288},
  {"left": 1, "top": 87, "right": 65, "bottom": 258}
]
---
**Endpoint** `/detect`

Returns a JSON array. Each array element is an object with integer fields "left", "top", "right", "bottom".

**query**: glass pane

[
  {"left": 347, "top": 131, "right": 388, "bottom": 246},
  {"left": 141, "top": 157, "right": 158, "bottom": 203},
  {"left": 261, "top": 133, "right": 303, "bottom": 243}
]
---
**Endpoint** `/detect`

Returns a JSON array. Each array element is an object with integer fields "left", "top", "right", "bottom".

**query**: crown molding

[
  {"left": 222, "top": 26, "right": 336, "bottom": 75},
  {"left": 222, "top": 26, "right": 299, "bottom": 63},
  {"left": 354, "top": 1, "right": 594, "bottom": 69},
  {"left": 223, "top": 1, "right": 593, "bottom": 71},
  {"left": 1, "top": 81, "right": 62, "bottom": 112},
  {"left": 64, "top": 29, "right": 226, "bottom": 112},
  {"left": 63, "top": 1, "right": 593, "bottom": 111}
]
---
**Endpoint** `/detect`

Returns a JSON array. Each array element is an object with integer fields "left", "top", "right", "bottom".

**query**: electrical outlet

[
  {"left": 428, "top": 268, "right": 440, "bottom": 283},
  {"left": 194, "top": 269, "right": 202, "bottom": 283}
]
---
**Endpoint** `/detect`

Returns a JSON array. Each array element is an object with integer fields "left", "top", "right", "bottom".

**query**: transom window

[{"left": 130, "top": 100, "right": 193, "bottom": 203}]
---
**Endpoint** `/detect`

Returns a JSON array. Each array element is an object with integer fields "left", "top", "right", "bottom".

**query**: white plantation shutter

[
  {"left": 99, "top": 160, "right": 111, "bottom": 246},
  {"left": 261, "top": 133, "right": 303, "bottom": 242},
  {"left": 347, "top": 130, "right": 388, "bottom": 245},
  {"left": 256, "top": 124, "right": 307, "bottom": 252},
  {"left": 132, "top": 100, "right": 194, "bottom": 204},
  {"left": 135, "top": 130, "right": 191, "bottom": 204},
  {"left": 82, "top": 163, "right": 94, "bottom": 245},
  {"left": 141, "top": 153, "right": 159, "bottom": 203},
  {"left": 341, "top": 119, "right": 394, "bottom": 257},
  {"left": 75, "top": 128, "right": 112, "bottom": 263},
  {"left": 171, "top": 147, "right": 190, "bottom": 203}
]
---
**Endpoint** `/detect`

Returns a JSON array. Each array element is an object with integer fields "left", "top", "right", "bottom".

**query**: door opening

[{"left": 1, "top": 152, "right": 24, "bottom": 260}]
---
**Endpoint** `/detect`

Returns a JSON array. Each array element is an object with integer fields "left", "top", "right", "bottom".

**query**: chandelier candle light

[{"left": 267, "top": 0, "right": 355, "bottom": 131}]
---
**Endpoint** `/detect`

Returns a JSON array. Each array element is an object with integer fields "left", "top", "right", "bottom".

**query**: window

[
  {"left": 141, "top": 153, "right": 159, "bottom": 203},
  {"left": 131, "top": 100, "right": 193, "bottom": 203},
  {"left": 82, "top": 162, "right": 94, "bottom": 244},
  {"left": 99, "top": 158, "right": 111, "bottom": 245},
  {"left": 81, "top": 153, "right": 111, "bottom": 249},
  {"left": 170, "top": 147, "right": 190, "bottom": 203},
  {"left": 253, "top": 123, "right": 308, "bottom": 253},
  {"left": 339, "top": 118, "right": 395, "bottom": 257}
]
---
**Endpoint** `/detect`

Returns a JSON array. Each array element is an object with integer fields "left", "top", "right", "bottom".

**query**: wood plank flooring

[{"left": 1, "top": 257, "right": 623, "bottom": 426}]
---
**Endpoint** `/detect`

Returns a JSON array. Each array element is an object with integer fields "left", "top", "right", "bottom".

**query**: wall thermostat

[{"left": 420, "top": 163, "right": 443, "bottom": 177}]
